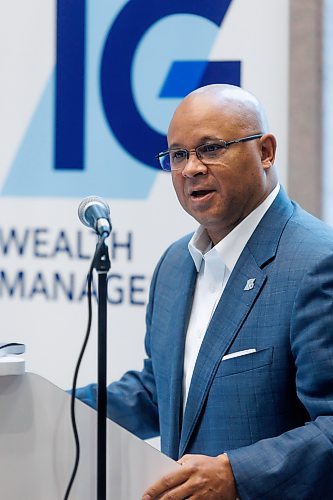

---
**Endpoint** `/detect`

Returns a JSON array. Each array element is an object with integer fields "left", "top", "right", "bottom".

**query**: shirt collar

[{"left": 188, "top": 184, "right": 280, "bottom": 273}]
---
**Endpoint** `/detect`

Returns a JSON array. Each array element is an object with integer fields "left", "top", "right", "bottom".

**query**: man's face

[{"left": 168, "top": 94, "right": 272, "bottom": 244}]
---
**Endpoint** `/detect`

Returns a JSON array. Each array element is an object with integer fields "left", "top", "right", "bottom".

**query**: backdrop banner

[{"left": 0, "top": 0, "right": 289, "bottom": 389}]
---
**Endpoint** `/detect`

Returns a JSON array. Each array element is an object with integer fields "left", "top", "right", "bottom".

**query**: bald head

[{"left": 169, "top": 84, "right": 269, "bottom": 140}]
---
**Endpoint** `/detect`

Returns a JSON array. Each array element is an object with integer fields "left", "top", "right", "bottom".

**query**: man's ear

[{"left": 260, "top": 134, "right": 277, "bottom": 169}]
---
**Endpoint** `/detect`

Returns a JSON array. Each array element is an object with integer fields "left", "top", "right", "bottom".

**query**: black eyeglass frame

[{"left": 156, "top": 133, "right": 264, "bottom": 171}]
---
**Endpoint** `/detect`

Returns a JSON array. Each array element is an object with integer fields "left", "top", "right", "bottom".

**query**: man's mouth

[{"left": 190, "top": 189, "right": 215, "bottom": 198}]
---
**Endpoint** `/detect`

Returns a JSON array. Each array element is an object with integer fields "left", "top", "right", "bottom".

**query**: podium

[{"left": 0, "top": 372, "right": 178, "bottom": 500}]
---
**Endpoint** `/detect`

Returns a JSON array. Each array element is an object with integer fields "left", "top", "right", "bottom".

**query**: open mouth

[{"left": 190, "top": 189, "right": 214, "bottom": 198}]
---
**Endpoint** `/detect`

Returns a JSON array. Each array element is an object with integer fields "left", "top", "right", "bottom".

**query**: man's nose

[{"left": 181, "top": 151, "right": 208, "bottom": 178}]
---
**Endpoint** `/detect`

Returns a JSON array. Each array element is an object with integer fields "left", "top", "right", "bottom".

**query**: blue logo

[{"left": 3, "top": 0, "right": 240, "bottom": 198}]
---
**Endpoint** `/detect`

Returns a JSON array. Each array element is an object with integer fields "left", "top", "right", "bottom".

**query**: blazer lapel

[
  {"left": 178, "top": 188, "right": 294, "bottom": 457},
  {"left": 179, "top": 250, "right": 266, "bottom": 456},
  {"left": 163, "top": 251, "right": 197, "bottom": 459}
]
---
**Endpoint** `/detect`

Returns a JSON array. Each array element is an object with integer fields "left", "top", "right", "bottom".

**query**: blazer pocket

[{"left": 215, "top": 347, "right": 273, "bottom": 378}]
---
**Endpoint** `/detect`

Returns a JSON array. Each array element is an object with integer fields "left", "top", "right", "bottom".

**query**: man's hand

[{"left": 142, "top": 453, "right": 237, "bottom": 499}]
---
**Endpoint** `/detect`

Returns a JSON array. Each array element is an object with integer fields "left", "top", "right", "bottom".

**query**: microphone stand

[{"left": 92, "top": 237, "right": 111, "bottom": 500}]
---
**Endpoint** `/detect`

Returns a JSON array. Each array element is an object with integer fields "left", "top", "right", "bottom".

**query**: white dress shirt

[{"left": 182, "top": 184, "right": 280, "bottom": 411}]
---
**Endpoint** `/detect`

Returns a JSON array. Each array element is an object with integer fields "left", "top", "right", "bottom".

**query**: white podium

[{"left": 0, "top": 373, "right": 178, "bottom": 500}]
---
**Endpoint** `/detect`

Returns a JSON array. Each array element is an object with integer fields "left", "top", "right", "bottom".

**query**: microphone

[{"left": 78, "top": 196, "right": 112, "bottom": 237}]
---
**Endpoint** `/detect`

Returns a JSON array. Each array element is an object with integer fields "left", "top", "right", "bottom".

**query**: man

[{"left": 77, "top": 84, "right": 333, "bottom": 498}]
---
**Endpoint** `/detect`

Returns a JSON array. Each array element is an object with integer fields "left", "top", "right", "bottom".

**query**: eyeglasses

[{"left": 156, "top": 133, "right": 263, "bottom": 172}]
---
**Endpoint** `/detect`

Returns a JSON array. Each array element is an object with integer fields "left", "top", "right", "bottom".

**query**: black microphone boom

[{"left": 78, "top": 196, "right": 112, "bottom": 237}]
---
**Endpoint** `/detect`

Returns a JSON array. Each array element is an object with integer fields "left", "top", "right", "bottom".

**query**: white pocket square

[{"left": 222, "top": 348, "right": 256, "bottom": 360}]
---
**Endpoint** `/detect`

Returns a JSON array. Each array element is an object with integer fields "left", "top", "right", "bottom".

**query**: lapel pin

[{"left": 244, "top": 278, "right": 256, "bottom": 291}]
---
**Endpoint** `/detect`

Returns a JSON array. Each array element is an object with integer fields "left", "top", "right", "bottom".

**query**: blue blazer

[{"left": 77, "top": 189, "right": 333, "bottom": 498}]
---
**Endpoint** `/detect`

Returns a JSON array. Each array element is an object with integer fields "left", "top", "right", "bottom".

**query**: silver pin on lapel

[{"left": 244, "top": 278, "right": 256, "bottom": 291}]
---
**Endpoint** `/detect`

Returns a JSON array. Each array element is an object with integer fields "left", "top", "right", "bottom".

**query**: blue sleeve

[{"left": 75, "top": 357, "right": 159, "bottom": 440}]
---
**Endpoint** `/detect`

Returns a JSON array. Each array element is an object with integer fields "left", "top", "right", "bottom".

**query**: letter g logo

[{"left": 100, "top": 0, "right": 239, "bottom": 169}]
